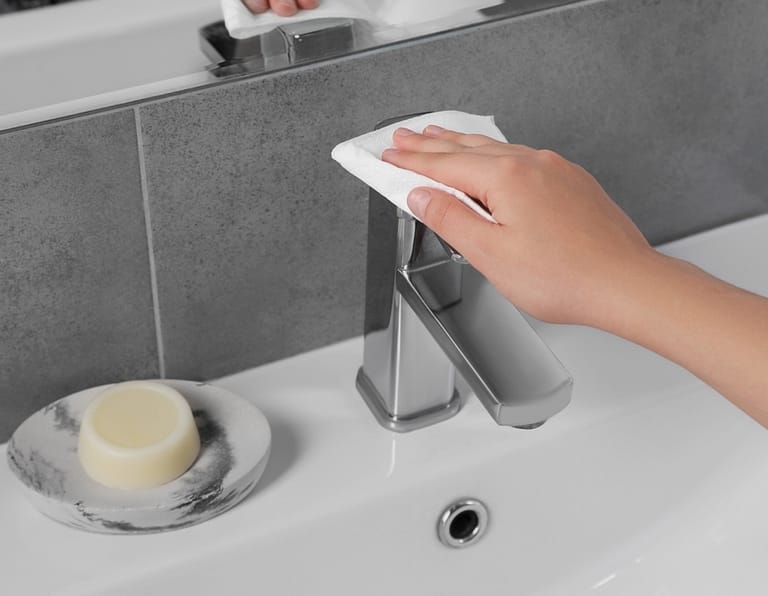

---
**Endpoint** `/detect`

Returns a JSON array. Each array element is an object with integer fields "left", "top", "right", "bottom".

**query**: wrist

[{"left": 585, "top": 249, "right": 687, "bottom": 339}]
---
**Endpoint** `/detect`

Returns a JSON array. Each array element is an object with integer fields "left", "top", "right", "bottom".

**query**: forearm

[
  {"left": 601, "top": 252, "right": 768, "bottom": 427},
  {"left": 383, "top": 125, "right": 768, "bottom": 427}
]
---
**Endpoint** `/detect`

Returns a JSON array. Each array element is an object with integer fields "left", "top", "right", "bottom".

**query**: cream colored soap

[{"left": 77, "top": 381, "right": 200, "bottom": 490}]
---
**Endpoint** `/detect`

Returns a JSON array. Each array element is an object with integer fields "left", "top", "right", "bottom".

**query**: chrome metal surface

[
  {"left": 357, "top": 115, "right": 573, "bottom": 431},
  {"left": 202, "top": 17, "right": 361, "bottom": 77},
  {"left": 356, "top": 368, "right": 461, "bottom": 433},
  {"left": 437, "top": 498, "right": 489, "bottom": 548},
  {"left": 280, "top": 18, "right": 358, "bottom": 63},
  {"left": 359, "top": 191, "right": 459, "bottom": 431},
  {"left": 197, "top": 1, "right": 586, "bottom": 83},
  {"left": 397, "top": 265, "right": 573, "bottom": 427}
]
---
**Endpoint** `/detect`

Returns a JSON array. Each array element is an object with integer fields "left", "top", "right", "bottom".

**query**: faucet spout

[{"left": 357, "top": 146, "right": 572, "bottom": 432}]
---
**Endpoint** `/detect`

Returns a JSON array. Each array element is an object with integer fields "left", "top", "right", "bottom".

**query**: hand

[
  {"left": 383, "top": 125, "right": 768, "bottom": 427},
  {"left": 382, "top": 125, "right": 656, "bottom": 328},
  {"left": 241, "top": 0, "right": 318, "bottom": 17}
]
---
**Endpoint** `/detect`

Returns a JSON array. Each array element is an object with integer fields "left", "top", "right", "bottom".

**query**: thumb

[{"left": 407, "top": 187, "right": 496, "bottom": 259}]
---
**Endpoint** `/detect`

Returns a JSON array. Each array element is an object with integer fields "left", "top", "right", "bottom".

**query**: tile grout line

[{"left": 134, "top": 107, "right": 166, "bottom": 379}]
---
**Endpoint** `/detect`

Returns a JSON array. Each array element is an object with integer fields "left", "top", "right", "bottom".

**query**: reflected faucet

[
  {"left": 356, "top": 116, "right": 573, "bottom": 432},
  {"left": 200, "top": 18, "right": 365, "bottom": 78}
]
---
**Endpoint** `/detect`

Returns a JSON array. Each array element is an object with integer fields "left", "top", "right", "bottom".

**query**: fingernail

[
  {"left": 246, "top": 0, "right": 268, "bottom": 12},
  {"left": 408, "top": 189, "right": 431, "bottom": 218},
  {"left": 394, "top": 127, "right": 415, "bottom": 137},
  {"left": 381, "top": 148, "right": 399, "bottom": 161},
  {"left": 278, "top": 0, "right": 298, "bottom": 13},
  {"left": 423, "top": 125, "right": 445, "bottom": 137}
]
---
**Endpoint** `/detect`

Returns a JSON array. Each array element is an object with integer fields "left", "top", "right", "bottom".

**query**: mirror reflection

[{"left": 0, "top": 0, "right": 564, "bottom": 132}]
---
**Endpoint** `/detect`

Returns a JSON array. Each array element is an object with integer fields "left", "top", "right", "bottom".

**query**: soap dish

[{"left": 5, "top": 380, "right": 271, "bottom": 534}]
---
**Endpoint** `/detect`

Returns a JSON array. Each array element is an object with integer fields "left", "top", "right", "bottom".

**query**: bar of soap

[{"left": 77, "top": 381, "right": 201, "bottom": 490}]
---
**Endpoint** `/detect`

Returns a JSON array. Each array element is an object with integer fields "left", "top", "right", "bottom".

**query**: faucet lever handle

[
  {"left": 436, "top": 235, "right": 469, "bottom": 265},
  {"left": 400, "top": 211, "right": 468, "bottom": 266}
]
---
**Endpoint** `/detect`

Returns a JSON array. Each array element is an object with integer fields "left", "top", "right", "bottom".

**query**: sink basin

[{"left": 2, "top": 215, "right": 767, "bottom": 595}]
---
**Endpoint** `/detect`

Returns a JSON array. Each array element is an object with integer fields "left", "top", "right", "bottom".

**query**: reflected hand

[{"left": 241, "top": 0, "right": 319, "bottom": 17}]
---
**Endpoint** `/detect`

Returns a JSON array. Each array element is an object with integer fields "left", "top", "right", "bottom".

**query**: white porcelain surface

[
  {"left": 2, "top": 216, "right": 767, "bottom": 594},
  {"left": 5, "top": 380, "right": 270, "bottom": 534},
  {"left": 0, "top": 0, "right": 219, "bottom": 131}
]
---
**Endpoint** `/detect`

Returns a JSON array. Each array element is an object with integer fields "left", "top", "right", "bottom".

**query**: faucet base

[{"left": 356, "top": 368, "right": 462, "bottom": 433}]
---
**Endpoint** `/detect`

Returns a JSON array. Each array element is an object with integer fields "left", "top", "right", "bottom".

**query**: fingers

[
  {"left": 267, "top": 0, "right": 298, "bottom": 16},
  {"left": 392, "top": 128, "right": 469, "bottom": 154},
  {"left": 383, "top": 147, "right": 502, "bottom": 205},
  {"left": 423, "top": 125, "right": 507, "bottom": 148},
  {"left": 385, "top": 127, "right": 539, "bottom": 213},
  {"left": 242, "top": 0, "right": 269, "bottom": 13},
  {"left": 407, "top": 188, "right": 497, "bottom": 263},
  {"left": 392, "top": 127, "right": 533, "bottom": 157},
  {"left": 393, "top": 126, "right": 501, "bottom": 151},
  {"left": 246, "top": 0, "right": 318, "bottom": 16}
]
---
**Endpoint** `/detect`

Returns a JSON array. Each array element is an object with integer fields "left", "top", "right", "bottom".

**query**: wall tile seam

[{"left": 133, "top": 107, "right": 166, "bottom": 378}]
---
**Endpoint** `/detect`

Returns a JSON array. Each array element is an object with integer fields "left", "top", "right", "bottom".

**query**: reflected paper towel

[
  {"left": 221, "top": 0, "right": 505, "bottom": 39},
  {"left": 331, "top": 111, "right": 507, "bottom": 223}
]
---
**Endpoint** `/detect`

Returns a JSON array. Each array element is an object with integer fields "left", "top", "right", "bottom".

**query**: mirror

[{"left": 0, "top": 0, "right": 575, "bottom": 132}]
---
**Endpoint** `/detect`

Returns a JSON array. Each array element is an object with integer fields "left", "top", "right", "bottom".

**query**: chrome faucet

[
  {"left": 200, "top": 18, "right": 365, "bottom": 78},
  {"left": 356, "top": 117, "right": 573, "bottom": 432}
]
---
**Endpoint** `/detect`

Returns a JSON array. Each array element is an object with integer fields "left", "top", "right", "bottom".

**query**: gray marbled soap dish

[{"left": 5, "top": 380, "right": 271, "bottom": 534}]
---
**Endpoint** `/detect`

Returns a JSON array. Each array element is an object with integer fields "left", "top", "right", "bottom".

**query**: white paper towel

[
  {"left": 221, "top": 0, "right": 504, "bottom": 39},
  {"left": 331, "top": 111, "right": 507, "bottom": 223},
  {"left": 221, "top": 0, "right": 373, "bottom": 38}
]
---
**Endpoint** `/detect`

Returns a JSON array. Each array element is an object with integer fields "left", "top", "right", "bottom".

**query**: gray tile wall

[
  {"left": 0, "top": 111, "right": 159, "bottom": 440},
  {"left": 2, "top": 0, "right": 768, "bottom": 441}
]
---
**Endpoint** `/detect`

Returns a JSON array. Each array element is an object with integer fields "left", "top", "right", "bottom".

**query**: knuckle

[
  {"left": 424, "top": 196, "right": 451, "bottom": 231},
  {"left": 244, "top": 0, "right": 267, "bottom": 11},
  {"left": 497, "top": 154, "right": 523, "bottom": 175},
  {"left": 426, "top": 199, "right": 448, "bottom": 230},
  {"left": 536, "top": 148, "right": 564, "bottom": 165}
]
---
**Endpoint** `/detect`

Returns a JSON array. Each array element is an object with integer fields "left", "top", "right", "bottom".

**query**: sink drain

[{"left": 437, "top": 498, "right": 489, "bottom": 548}]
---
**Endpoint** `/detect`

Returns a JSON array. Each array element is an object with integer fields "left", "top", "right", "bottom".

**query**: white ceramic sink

[{"left": 2, "top": 216, "right": 767, "bottom": 595}]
